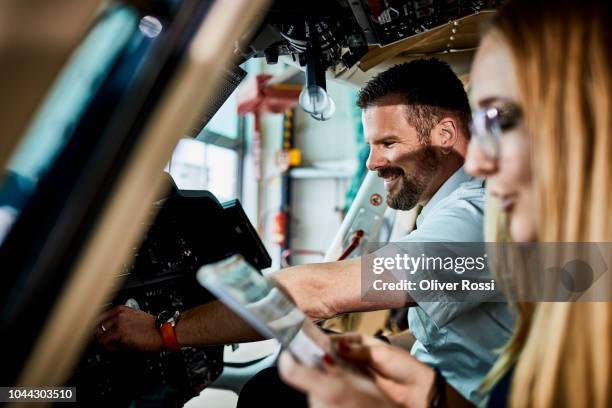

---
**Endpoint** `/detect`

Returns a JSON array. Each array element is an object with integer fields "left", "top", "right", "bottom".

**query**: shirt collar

[{"left": 416, "top": 166, "right": 473, "bottom": 227}]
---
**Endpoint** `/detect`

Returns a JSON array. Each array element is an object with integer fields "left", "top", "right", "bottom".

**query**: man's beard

[
  {"left": 387, "top": 173, "right": 424, "bottom": 210},
  {"left": 378, "top": 146, "right": 440, "bottom": 211}
]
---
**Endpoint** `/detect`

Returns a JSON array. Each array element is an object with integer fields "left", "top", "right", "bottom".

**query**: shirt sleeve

[
  {"left": 406, "top": 196, "right": 484, "bottom": 243},
  {"left": 392, "top": 196, "right": 486, "bottom": 327}
]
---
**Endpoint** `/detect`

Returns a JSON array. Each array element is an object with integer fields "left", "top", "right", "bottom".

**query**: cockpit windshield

[{"left": 0, "top": 5, "right": 139, "bottom": 246}]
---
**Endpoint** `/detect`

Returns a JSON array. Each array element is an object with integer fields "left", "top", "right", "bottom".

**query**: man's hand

[{"left": 96, "top": 305, "right": 164, "bottom": 352}]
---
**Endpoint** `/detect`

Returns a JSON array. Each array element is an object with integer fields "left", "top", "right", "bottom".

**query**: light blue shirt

[{"left": 397, "top": 167, "right": 513, "bottom": 406}]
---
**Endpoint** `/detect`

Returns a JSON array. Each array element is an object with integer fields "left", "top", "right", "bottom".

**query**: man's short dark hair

[{"left": 357, "top": 58, "right": 471, "bottom": 141}]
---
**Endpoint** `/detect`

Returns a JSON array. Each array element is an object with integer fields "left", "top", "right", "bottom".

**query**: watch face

[{"left": 156, "top": 310, "right": 175, "bottom": 326}]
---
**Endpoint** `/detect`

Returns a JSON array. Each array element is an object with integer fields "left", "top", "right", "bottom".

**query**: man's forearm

[
  {"left": 171, "top": 260, "right": 344, "bottom": 347},
  {"left": 174, "top": 257, "right": 412, "bottom": 347},
  {"left": 272, "top": 257, "right": 411, "bottom": 320},
  {"left": 175, "top": 300, "right": 264, "bottom": 347}
]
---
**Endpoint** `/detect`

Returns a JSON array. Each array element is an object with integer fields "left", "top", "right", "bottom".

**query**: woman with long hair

[
  {"left": 278, "top": 0, "right": 611, "bottom": 407},
  {"left": 466, "top": 0, "right": 611, "bottom": 406}
]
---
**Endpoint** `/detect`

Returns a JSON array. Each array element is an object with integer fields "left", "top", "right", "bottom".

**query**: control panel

[{"left": 69, "top": 176, "right": 271, "bottom": 406}]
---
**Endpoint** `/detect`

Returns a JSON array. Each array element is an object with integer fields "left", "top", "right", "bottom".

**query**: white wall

[
  {"left": 240, "top": 60, "right": 360, "bottom": 270},
  {"left": 294, "top": 80, "right": 358, "bottom": 164},
  {"left": 287, "top": 80, "right": 359, "bottom": 265}
]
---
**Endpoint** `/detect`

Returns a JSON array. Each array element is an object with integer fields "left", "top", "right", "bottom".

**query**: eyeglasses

[{"left": 469, "top": 104, "right": 522, "bottom": 159}]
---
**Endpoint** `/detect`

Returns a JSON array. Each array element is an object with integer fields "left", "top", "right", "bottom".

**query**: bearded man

[{"left": 98, "top": 59, "right": 512, "bottom": 406}]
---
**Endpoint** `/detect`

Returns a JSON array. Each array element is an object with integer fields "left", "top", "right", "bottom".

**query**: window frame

[{"left": 194, "top": 113, "right": 246, "bottom": 201}]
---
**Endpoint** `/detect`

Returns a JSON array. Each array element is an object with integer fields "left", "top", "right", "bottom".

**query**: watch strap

[{"left": 160, "top": 322, "right": 181, "bottom": 352}]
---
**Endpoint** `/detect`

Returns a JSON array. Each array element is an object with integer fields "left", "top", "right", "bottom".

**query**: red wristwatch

[{"left": 156, "top": 310, "right": 181, "bottom": 352}]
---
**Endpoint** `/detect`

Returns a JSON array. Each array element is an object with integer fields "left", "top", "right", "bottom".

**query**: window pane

[
  {"left": 0, "top": 6, "right": 138, "bottom": 248},
  {"left": 167, "top": 139, "right": 207, "bottom": 190},
  {"left": 205, "top": 144, "right": 237, "bottom": 201},
  {"left": 202, "top": 92, "right": 238, "bottom": 139},
  {"left": 167, "top": 139, "right": 237, "bottom": 201}
]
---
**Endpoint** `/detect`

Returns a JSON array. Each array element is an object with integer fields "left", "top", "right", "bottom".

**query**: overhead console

[
  {"left": 348, "top": 0, "right": 501, "bottom": 46},
  {"left": 69, "top": 176, "right": 271, "bottom": 406},
  {"left": 243, "top": 0, "right": 503, "bottom": 67},
  {"left": 237, "top": 0, "right": 503, "bottom": 120}
]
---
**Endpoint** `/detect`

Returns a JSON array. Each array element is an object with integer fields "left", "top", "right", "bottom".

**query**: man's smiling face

[{"left": 363, "top": 100, "right": 441, "bottom": 211}]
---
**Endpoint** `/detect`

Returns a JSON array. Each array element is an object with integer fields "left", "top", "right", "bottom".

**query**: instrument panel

[{"left": 69, "top": 177, "right": 271, "bottom": 406}]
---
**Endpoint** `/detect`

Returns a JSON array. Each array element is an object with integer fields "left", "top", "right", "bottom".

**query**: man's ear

[{"left": 431, "top": 117, "right": 458, "bottom": 150}]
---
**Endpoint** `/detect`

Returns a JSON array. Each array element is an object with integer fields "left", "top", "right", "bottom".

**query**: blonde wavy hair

[{"left": 480, "top": 0, "right": 612, "bottom": 407}]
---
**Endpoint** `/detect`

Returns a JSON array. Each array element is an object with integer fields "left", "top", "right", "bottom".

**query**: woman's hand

[
  {"left": 278, "top": 333, "right": 437, "bottom": 408},
  {"left": 331, "top": 334, "right": 436, "bottom": 408},
  {"left": 278, "top": 350, "right": 400, "bottom": 408}
]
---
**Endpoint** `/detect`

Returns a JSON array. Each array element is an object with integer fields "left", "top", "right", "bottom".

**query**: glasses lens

[
  {"left": 497, "top": 105, "right": 522, "bottom": 131},
  {"left": 470, "top": 105, "right": 522, "bottom": 159},
  {"left": 470, "top": 109, "right": 500, "bottom": 158}
]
